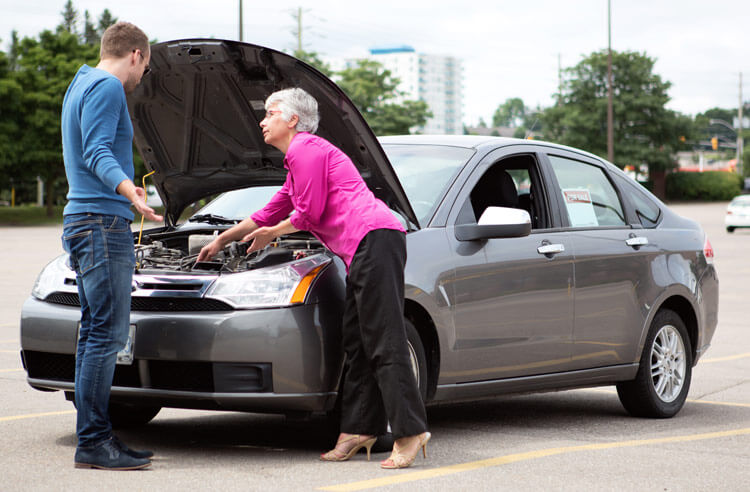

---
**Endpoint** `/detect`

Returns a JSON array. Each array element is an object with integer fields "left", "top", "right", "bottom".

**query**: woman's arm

[{"left": 244, "top": 218, "right": 299, "bottom": 254}]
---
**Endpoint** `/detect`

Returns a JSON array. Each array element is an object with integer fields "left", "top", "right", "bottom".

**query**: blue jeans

[{"left": 62, "top": 213, "right": 134, "bottom": 448}]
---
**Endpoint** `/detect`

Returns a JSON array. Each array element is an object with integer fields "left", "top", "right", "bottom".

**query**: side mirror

[{"left": 455, "top": 206, "right": 531, "bottom": 241}]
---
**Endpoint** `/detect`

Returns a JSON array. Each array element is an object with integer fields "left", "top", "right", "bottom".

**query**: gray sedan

[{"left": 20, "top": 39, "right": 718, "bottom": 426}]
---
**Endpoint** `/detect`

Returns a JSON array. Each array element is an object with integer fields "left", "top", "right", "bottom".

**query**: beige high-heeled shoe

[
  {"left": 380, "top": 432, "right": 431, "bottom": 469},
  {"left": 320, "top": 434, "right": 377, "bottom": 462}
]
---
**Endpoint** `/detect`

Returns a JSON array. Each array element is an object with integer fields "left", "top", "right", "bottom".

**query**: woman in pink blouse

[{"left": 197, "top": 88, "right": 430, "bottom": 469}]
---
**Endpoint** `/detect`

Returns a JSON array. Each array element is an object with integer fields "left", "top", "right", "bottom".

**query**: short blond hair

[{"left": 100, "top": 21, "right": 149, "bottom": 59}]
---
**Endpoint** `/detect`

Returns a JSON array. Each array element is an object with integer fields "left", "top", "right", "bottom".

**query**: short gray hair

[{"left": 265, "top": 88, "right": 320, "bottom": 133}]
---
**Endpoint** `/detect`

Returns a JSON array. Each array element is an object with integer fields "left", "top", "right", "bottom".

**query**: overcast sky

[{"left": 2, "top": 0, "right": 748, "bottom": 126}]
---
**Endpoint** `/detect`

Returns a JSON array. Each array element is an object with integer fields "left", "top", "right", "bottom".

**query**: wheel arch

[
  {"left": 404, "top": 299, "right": 440, "bottom": 402},
  {"left": 655, "top": 295, "right": 698, "bottom": 364}
]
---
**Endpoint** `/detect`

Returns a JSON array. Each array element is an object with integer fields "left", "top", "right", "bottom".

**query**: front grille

[
  {"left": 22, "top": 351, "right": 271, "bottom": 394},
  {"left": 24, "top": 350, "right": 75, "bottom": 381},
  {"left": 44, "top": 292, "right": 233, "bottom": 312}
]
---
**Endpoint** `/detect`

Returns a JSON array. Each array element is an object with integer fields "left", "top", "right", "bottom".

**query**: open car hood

[{"left": 127, "top": 39, "right": 418, "bottom": 228}]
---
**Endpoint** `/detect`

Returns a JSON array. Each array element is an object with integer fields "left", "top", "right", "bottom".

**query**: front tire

[
  {"left": 109, "top": 402, "right": 161, "bottom": 428},
  {"left": 617, "top": 309, "right": 692, "bottom": 418},
  {"left": 727, "top": 226, "right": 735, "bottom": 233},
  {"left": 373, "top": 318, "right": 428, "bottom": 452}
]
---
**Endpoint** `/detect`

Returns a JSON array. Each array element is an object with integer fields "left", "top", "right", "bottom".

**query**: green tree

[
  {"left": 97, "top": 9, "right": 117, "bottom": 36},
  {"left": 0, "top": 46, "right": 24, "bottom": 196},
  {"left": 11, "top": 29, "right": 99, "bottom": 215},
  {"left": 293, "top": 49, "right": 332, "bottom": 77},
  {"left": 83, "top": 10, "right": 99, "bottom": 45},
  {"left": 336, "top": 59, "right": 431, "bottom": 135},
  {"left": 492, "top": 97, "right": 525, "bottom": 127},
  {"left": 60, "top": 0, "right": 78, "bottom": 34},
  {"left": 542, "top": 50, "right": 683, "bottom": 175}
]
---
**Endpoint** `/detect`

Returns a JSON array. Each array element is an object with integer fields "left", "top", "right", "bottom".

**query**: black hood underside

[{"left": 127, "top": 39, "right": 418, "bottom": 228}]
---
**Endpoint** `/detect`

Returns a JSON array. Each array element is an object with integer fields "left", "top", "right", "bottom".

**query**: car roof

[{"left": 378, "top": 135, "right": 612, "bottom": 166}]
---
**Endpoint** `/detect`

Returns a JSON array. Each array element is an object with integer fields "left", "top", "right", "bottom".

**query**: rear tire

[
  {"left": 616, "top": 309, "right": 692, "bottom": 418},
  {"left": 727, "top": 227, "right": 735, "bottom": 233}
]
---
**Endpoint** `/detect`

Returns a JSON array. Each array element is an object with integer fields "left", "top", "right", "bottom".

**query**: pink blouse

[{"left": 251, "top": 132, "right": 404, "bottom": 270}]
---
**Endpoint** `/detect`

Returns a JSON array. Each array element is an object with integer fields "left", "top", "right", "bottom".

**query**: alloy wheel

[{"left": 650, "top": 324, "right": 687, "bottom": 402}]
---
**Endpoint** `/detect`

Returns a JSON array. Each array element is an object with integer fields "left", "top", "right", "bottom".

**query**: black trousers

[{"left": 339, "top": 229, "right": 428, "bottom": 440}]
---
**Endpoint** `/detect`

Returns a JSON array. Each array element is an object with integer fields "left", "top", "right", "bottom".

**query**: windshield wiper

[{"left": 188, "top": 214, "right": 240, "bottom": 225}]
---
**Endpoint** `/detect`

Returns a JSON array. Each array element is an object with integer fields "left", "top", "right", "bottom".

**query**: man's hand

[
  {"left": 197, "top": 239, "right": 223, "bottom": 263},
  {"left": 116, "top": 180, "right": 163, "bottom": 223},
  {"left": 132, "top": 186, "right": 163, "bottom": 222},
  {"left": 243, "top": 227, "right": 277, "bottom": 254}
]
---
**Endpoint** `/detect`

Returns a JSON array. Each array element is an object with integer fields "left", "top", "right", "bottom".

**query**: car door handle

[
  {"left": 537, "top": 243, "right": 565, "bottom": 255},
  {"left": 625, "top": 236, "right": 648, "bottom": 247}
]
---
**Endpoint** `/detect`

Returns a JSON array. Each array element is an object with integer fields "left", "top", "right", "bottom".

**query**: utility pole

[
  {"left": 238, "top": 0, "right": 243, "bottom": 41},
  {"left": 607, "top": 0, "right": 614, "bottom": 163},
  {"left": 739, "top": 72, "right": 744, "bottom": 176},
  {"left": 297, "top": 6, "right": 303, "bottom": 52},
  {"left": 558, "top": 53, "right": 563, "bottom": 106}
]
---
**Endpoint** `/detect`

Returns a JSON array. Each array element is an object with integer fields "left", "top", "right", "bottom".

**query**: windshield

[
  {"left": 382, "top": 144, "right": 473, "bottom": 226},
  {"left": 186, "top": 186, "right": 281, "bottom": 223},
  {"left": 182, "top": 144, "right": 472, "bottom": 229}
]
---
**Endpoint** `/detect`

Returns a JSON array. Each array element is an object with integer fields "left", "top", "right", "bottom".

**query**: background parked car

[{"left": 725, "top": 194, "right": 750, "bottom": 232}]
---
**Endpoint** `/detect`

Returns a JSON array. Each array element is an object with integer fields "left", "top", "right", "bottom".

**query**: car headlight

[
  {"left": 205, "top": 254, "right": 331, "bottom": 308},
  {"left": 31, "top": 254, "right": 72, "bottom": 300}
]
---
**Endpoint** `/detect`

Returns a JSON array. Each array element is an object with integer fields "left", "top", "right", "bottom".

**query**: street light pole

[
  {"left": 739, "top": 72, "right": 744, "bottom": 176},
  {"left": 607, "top": 0, "right": 614, "bottom": 163},
  {"left": 238, "top": 0, "right": 243, "bottom": 41}
]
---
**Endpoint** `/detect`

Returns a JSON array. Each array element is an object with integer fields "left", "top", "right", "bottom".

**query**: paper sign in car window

[{"left": 562, "top": 189, "right": 598, "bottom": 227}]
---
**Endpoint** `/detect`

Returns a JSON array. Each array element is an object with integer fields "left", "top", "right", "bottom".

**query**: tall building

[{"left": 367, "top": 46, "right": 463, "bottom": 135}]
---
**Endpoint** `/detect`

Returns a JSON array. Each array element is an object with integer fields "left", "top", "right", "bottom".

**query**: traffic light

[{"left": 711, "top": 137, "right": 718, "bottom": 150}]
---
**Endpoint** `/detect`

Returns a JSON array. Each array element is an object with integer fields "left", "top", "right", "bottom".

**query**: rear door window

[
  {"left": 548, "top": 155, "right": 626, "bottom": 228},
  {"left": 611, "top": 174, "right": 662, "bottom": 228}
]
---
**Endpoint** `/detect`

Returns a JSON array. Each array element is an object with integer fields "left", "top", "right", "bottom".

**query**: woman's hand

[
  {"left": 197, "top": 239, "right": 223, "bottom": 262},
  {"left": 243, "top": 226, "right": 277, "bottom": 254}
]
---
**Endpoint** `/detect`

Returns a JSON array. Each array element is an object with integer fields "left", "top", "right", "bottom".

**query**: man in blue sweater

[{"left": 61, "top": 21, "right": 162, "bottom": 470}]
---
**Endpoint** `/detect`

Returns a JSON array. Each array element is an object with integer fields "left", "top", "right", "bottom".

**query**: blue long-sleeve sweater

[{"left": 61, "top": 65, "right": 134, "bottom": 220}]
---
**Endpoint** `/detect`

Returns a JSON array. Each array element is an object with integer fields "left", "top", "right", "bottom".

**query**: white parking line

[{"left": 0, "top": 368, "right": 23, "bottom": 373}]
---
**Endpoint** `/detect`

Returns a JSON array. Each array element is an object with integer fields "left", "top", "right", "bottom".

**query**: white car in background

[{"left": 725, "top": 195, "right": 750, "bottom": 232}]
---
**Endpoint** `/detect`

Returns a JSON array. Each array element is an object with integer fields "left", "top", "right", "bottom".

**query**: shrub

[{"left": 665, "top": 171, "right": 742, "bottom": 201}]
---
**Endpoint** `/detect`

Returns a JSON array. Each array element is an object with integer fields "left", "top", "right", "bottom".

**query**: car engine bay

[{"left": 134, "top": 229, "right": 326, "bottom": 274}]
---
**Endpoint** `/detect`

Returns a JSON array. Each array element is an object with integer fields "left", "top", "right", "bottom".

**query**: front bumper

[{"left": 20, "top": 295, "right": 344, "bottom": 413}]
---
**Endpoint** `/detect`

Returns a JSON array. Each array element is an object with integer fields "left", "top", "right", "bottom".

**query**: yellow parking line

[
  {"left": 0, "top": 368, "right": 23, "bottom": 373},
  {"left": 700, "top": 352, "right": 750, "bottom": 363},
  {"left": 318, "top": 427, "right": 750, "bottom": 491},
  {"left": 0, "top": 410, "right": 76, "bottom": 423},
  {"left": 689, "top": 399, "right": 750, "bottom": 408},
  {"left": 587, "top": 388, "right": 750, "bottom": 409},
  {"left": 0, "top": 339, "right": 18, "bottom": 343},
  {"left": 0, "top": 350, "right": 18, "bottom": 353}
]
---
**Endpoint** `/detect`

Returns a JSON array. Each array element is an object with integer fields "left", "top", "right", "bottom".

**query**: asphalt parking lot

[{"left": 1, "top": 201, "right": 748, "bottom": 491}]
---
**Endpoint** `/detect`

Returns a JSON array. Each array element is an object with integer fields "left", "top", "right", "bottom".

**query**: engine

[{"left": 134, "top": 231, "right": 325, "bottom": 274}]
